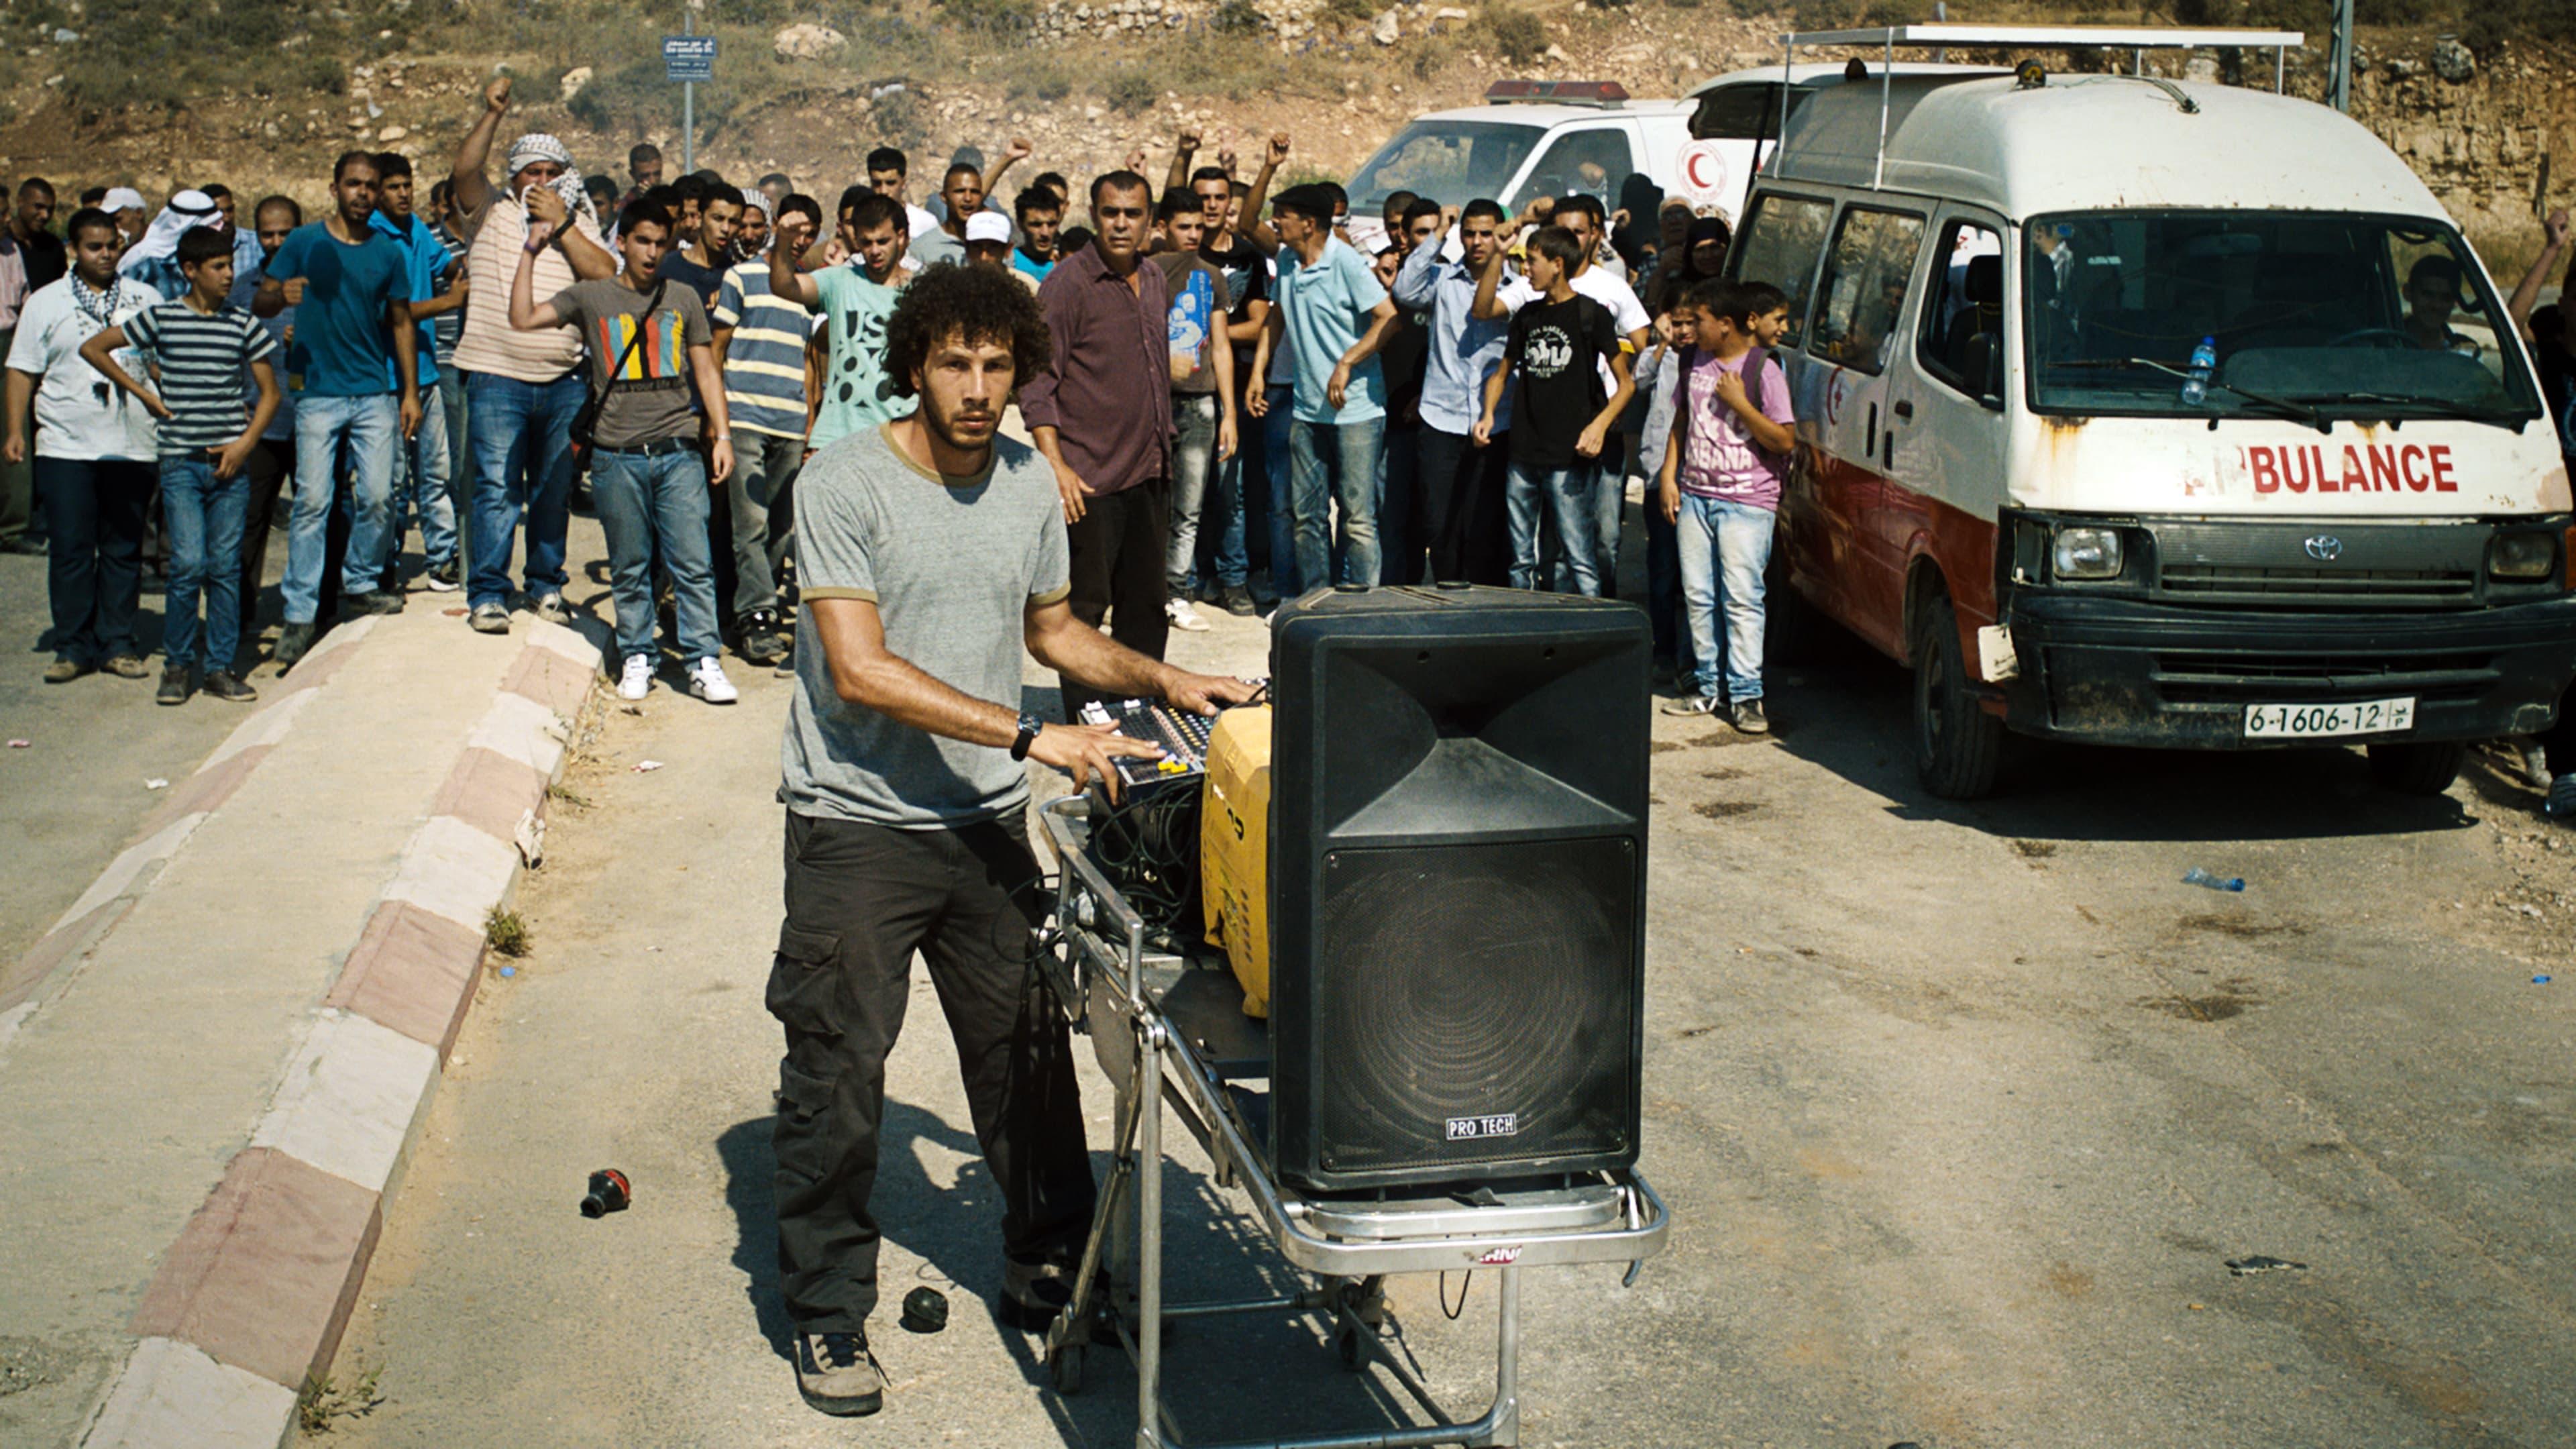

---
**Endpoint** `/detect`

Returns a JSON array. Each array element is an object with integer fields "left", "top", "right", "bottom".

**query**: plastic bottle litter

[
  {"left": 498, "top": 965, "right": 517, "bottom": 978},
  {"left": 2536, "top": 975, "right": 2553, "bottom": 985},
  {"left": 2182, "top": 867, "right": 2245, "bottom": 892},
  {"left": 2180, "top": 335, "right": 2216, "bottom": 407},
  {"left": 580, "top": 1168, "right": 632, "bottom": 1218}
]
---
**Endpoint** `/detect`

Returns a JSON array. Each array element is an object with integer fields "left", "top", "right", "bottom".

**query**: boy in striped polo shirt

[
  {"left": 79, "top": 226, "right": 282, "bottom": 704},
  {"left": 711, "top": 191, "right": 821, "bottom": 668}
]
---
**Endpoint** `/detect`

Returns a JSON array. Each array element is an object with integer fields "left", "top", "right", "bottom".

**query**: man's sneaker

[
  {"left": 424, "top": 561, "right": 460, "bottom": 592},
  {"left": 688, "top": 657, "right": 739, "bottom": 704},
  {"left": 468, "top": 602, "right": 512, "bottom": 634},
  {"left": 2546, "top": 772, "right": 2576, "bottom": 821},
  {"left": 1731, "top": 698, "right": 1770, "bottom": 735},
  {"left": 617, "top": 653, "right": 654, "bottom": 701},
  {"left": 533, "top": 592, "right": 570, "bottom": 625},
  {"left": 792, "top": 1332, "right": 884, "bottom": 1417},
  {"left": 346, "top": 590, "right": 405, "bottom": 616},
  {"left": 738, "top": 610, "right": 789, "bottom": 666},
  {"left": 1660, "top": 692, "right": 1723, "bottom": 717},
  {"left": 272, "top": 622, "right": 317, "bottom": 669},
  {"left": 42, "top": 657, "right": 91, "bottom": 684},
  {"left": 156, "top": 667, "right": 193, "bottom": 706},
  {"left": 104, "top": 654, "right": 150, "bottom": 679},
  {"left": 1167, "top": 596, "right": 1210, "bottom": 633},
  {"left": 1220, "top": 584, "right": 1257, "bottom": 616},
  {"left": 202, "top": 671, "right": 258, "bottom": 703}
]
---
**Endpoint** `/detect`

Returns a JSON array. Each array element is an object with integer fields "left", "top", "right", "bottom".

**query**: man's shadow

[{"left": 718, "top": 1099, "right": 1009, "bottom": 1364}]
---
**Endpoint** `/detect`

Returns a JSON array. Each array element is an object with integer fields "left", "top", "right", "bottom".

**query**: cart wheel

[
  {"left": 1049, "top": 1341, "right": 1086, "bottom": 1395},
  {"left": 1335, "top": 1324, "right": 1366, "bottom": 1372}
]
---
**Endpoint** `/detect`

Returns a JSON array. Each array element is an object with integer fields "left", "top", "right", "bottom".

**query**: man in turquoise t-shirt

[
  {"left": 768, "top": 191, "right": 914, "bottom": 454},
  {"left": 255, "top": 150, "right": 421, "bottom": 663},
  {"left": 1249, "top": 183, "right": 1397, "bottom": 592}
]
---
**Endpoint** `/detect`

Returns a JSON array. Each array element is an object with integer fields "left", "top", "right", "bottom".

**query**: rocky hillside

[{"left": 0, "top": 1, "right": 2567, "bottom": 269}]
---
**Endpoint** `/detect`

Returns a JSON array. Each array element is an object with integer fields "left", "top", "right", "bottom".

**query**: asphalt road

[
  {"left": 1, "top": 523, "right": 293, "bottom": 964},
  {"left": 305, "top": 559, "right": 2576, "bottom": 1449}
]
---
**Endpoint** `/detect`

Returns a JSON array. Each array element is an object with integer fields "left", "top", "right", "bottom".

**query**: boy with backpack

[
  {"left": 1470, "top": 225, "right": 1632, "bottom": 596},
  {"left": 1658, "top": 278, "right": 1794, "bottom": 733},
  {"left": 78, "top": 225, "right": 283, "bottom": 704}
]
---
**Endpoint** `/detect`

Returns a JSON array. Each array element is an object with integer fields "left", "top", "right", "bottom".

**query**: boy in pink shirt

[{"left": 1657, "top": 279, "right": 1794, "bottom": 733}]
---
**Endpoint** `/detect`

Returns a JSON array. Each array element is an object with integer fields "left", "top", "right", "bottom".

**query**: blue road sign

[{"left": 663, "top": 35, "right": 717, "bottom": 83}]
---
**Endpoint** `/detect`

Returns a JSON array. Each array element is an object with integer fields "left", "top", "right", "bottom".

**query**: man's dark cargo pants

[{"left": 768, "top": 807, "right": 1097, "bottom": 1334}]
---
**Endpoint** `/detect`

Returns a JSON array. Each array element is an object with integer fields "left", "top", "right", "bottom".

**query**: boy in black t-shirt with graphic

[{"left": 1471, "top": 225, "right": 1633, "bottom": 596}]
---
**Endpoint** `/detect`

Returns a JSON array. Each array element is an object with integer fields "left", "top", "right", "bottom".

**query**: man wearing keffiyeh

[
  {"left": 444, "top": 74, "right": 619, "bottom": 637},
  {"left": 117, "top": 189, "right": 223, "bottom": 304}
]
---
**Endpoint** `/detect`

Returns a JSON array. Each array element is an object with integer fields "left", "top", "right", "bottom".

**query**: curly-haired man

[{"left": 765, "top": 262, "right": 1256, "bottom": 1418}]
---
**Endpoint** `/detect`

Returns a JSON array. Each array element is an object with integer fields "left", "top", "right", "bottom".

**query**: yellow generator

[{"left": 1199, "top": 704, "right": 1273, "bottom": 1018}]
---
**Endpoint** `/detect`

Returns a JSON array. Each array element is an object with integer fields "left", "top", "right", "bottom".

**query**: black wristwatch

[{"left": 1010, "top": 711, "right": 1044, "bottom": 761}]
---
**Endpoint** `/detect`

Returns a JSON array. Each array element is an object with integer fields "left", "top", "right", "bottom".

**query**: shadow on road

[
  {"left": 1754, "top": 650, "right": 2481, "bottom": 845},
  {"left": 718, "top": 1100, "right": 1479, "bottom": 1447}
]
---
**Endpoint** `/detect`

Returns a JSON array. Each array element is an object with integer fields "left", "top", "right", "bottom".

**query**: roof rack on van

[
  {"left": 1484, "top": 80, "right": 1632, "bottom": 108},
  {"left": 1775, "top": 25, "right": 2306, "bottom": 189}
]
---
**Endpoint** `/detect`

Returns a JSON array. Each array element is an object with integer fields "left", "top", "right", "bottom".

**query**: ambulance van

[{"left": 1727, "top": 28, "right": 2576, "bottom": 798}]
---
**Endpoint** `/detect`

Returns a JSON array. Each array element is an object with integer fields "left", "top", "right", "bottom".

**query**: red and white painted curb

[{"left": 54, "top": 619, "right": 601, "bottom": 1449}]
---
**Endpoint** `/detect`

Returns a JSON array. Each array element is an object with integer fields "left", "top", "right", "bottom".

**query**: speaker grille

[{"left": 1313, "top": 837, "right": 1636, "bottom": 1178}]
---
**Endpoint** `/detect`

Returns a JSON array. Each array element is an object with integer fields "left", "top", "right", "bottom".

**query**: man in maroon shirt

[{"left": 1019, "top": 170, "right": 1172, "bottom": 719}]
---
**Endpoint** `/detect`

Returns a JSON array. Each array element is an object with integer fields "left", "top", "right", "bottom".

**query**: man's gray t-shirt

[{"left": 784, "top": 421, "right": 1071, "bottom": 828}]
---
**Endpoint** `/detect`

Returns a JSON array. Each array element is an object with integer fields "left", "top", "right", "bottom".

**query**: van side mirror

[{"left": 1979, "top": 392, "right": 2006, "bottom": 413}]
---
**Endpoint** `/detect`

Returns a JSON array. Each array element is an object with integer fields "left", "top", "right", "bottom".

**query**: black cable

[{"left": 1439, "top": 1271, "right": 1473, "bottom": 1321}]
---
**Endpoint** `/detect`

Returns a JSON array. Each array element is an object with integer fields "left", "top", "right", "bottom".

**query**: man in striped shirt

[
  {"left": 78, "top": 226, "right": 282, "bottom": 704},
  {"left": 711, "top": 191, "right": 820, "bottom": 667}
]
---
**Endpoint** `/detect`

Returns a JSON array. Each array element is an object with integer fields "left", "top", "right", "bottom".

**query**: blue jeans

[
  {"left": 1677, "top": 493, "right": 1774, "bottom": 703},
  {"left": 1206, "top": 449, "right": 1249, "bottom": 590},
  {"left": 590, "top": 448, "right": 720, "bottom": 663},
  {"left": 1287, "top": 416, "right": 1383, "bottom": 593},
  {"left": 157, "top": 456, "right": 250, "bottom": 673},
  {"left": 1167, "top": 392, "right": 1221, "bottom": 594},
  {"left": 1263, "top": 386, "right": 1297, "bottom": 600},
  {"left": 439, "top": 365, "right": 470, "bottom": 504},
  {"left": 1505, "top": 459, "right": 1602, "bottom": 596},
  {"left": 465, "top": 370, "right": 581, "bottom": 610},
  {"left": 1591, "top": 462, "right": 1623, "bottom": 598},
  {"left": 388, "top": 378, "right": 456, "bottom": 572},
  {"left": 283, "top": 393, "right": 398, "bottom": 623}
]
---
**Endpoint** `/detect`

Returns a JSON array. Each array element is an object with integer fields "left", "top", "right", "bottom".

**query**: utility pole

[{"left": 2328, "top": 0, "right": 2354, "bottom": 112}]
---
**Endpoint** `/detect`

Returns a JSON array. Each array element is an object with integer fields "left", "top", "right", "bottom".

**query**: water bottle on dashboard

[{"left": 2179, "top": 336, "right": 2216, "bottom": 407}]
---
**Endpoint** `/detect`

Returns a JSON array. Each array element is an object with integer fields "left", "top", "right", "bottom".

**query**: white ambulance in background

[{"left": 1726, "top": 25, "right": 2576, "bottom": 798}]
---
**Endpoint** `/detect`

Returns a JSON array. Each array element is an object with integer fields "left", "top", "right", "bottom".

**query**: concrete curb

[{"left": 67, "top": 618, "right": 601, "bottom": 1449}]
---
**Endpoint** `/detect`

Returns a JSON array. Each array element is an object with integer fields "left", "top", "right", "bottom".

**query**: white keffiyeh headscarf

[{"left": 118, "top": 190, "right": 222, "bottom": 278}]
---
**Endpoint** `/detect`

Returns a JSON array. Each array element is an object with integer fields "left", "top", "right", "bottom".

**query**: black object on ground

[
  {"left": 580, "top": 1168, "right": 632, "bottom": 1218},
  {"left": 2226, "top": 1254, "right": 2306, "bottom": 1276},
  {"left": 900, "top": 1286, "right": 949, "bottom": 1334}
]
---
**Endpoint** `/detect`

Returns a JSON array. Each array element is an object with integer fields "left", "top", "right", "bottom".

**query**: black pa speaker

[{"left": 1269, "top": 584, "right": 1650, "bottom": 1192}]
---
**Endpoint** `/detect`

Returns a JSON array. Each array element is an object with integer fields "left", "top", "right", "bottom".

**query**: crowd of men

[{"left": 0, "top": 74, "right": 1793, "bottom": 727}]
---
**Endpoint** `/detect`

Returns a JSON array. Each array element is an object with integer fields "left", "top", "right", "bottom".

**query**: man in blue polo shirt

[
  {"left": 255, "top": 150, "right": 422, "bottom": 666},
  {"left": 1248, "top": 183, "right": 1398, "bottom": 594}
]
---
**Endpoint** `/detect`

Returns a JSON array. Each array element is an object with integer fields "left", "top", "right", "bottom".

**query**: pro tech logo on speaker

[{"left": 1446, "top": 1114, "right": 1521, "bottom": 1142}]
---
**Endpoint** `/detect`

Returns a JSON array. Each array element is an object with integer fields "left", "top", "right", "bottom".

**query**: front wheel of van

[
  {"left": 1913, "top": 593, "right": 2004, "bottom": 800},
  {"left": 2365, "top": 741, "right": 2467, "bottom": 796}
]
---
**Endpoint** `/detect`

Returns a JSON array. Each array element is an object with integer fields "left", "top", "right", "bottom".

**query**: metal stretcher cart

[{"left": 1034, "top": 795, "right": 1671, "bottom": 1449}]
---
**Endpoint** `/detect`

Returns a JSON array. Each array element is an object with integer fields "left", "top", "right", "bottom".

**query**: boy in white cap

[{"left": 445, "top": 75, "right": 619, "bottom": 636}]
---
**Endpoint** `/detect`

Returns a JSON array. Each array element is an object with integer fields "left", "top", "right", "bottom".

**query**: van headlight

[
  {"left": 2487, "top": 531, "right": 2556, "bottom": 580},
  {"left": 2051, "top": 527, "right": 2125, "bottom": 581}
]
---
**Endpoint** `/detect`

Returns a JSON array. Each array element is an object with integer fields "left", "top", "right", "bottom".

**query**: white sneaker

[
  {"left": 688, "top": 657, "right": 739, "bottom": 704},
  {"left": 617, "top": 654, "right": 653, "bottom": 700},
  {"left": 1166, "top": 597, "right": 1210, "bottom": 633}
]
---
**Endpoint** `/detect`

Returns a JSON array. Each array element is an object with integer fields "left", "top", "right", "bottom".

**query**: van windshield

[
  {"left": 2021, "top": 211, "right": 2542, "bottom": 424},
  {"left": 1347, "top": 121, "right": 1546, "bottom": 214}
]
